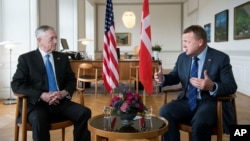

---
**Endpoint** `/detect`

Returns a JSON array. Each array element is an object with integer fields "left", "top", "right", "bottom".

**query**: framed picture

[
  {"left": 234, "top": 1, "right": 250, "bottom": 40},
  {"left": 204, "top": 23, "right": 211, "bottom": 42},
  {"left": 115, "top": 32, "right": 131, "bottom": 46},
  {"left": 214, "top": 10, "right": 229, "bottom": 42}
]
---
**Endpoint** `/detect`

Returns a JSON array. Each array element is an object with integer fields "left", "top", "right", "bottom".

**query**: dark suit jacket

[
  {"left": 11, "top": 49, "right": 76, "bottom": 114},
  {"left": 162, "top": 47, "right": 237, "bottom": 133}
]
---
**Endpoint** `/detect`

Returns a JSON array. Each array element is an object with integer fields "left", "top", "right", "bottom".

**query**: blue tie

[
  {"left": 45, "top": 54, "right": 57, "bottom": 92},
  {"left": 188, "top": 57, "right": 199, "bottom": 111}
]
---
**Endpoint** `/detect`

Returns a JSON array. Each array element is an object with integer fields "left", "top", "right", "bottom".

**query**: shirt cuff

[
  {"left": 209, "top": 82, "right": 218, "bottom": 96},
  {"left": 157, "top": 76, "right": 165, "bottom": 87}
]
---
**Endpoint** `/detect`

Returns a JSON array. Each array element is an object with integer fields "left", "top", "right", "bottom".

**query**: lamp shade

[
  {"left": 0, "top": 40, "right": 21, "bottom": 49},
  {"left": 78, "top": 38, "right": 93, "bottom": 45},
  {"left": 122, "top": 11, "right": 136, "bottom": 29}
]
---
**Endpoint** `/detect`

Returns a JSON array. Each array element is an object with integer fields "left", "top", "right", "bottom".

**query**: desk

[
  {"left": 70, "top": 59, "right": 159, "bottom": 82},
  {"left": 88, "top": 114, "right": 168, "bottom": 141}
]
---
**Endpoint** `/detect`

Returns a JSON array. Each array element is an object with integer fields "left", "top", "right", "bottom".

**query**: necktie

[
  {"left": 45, "top": 54, "right": 57, "bottom": 92},
  {"left": 188, "top": 57, "right": 199, "bottom": 111}
]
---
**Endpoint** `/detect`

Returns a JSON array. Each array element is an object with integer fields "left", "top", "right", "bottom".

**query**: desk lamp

[{"left": 78, "top": 38, "right": 93, "bottom": 59}]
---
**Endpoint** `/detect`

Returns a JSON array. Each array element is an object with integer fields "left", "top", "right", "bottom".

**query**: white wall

[
  {"left": 85, "top": 0, "right": 95, "bottom": 60},
  {"left": 59, "top": 0, "right": 78, "bottom": 51},
  {"left": 183, "top": 0, "right": 250, "bottom": 96},
  {"left": 96, "top": 3, "right": 183, "bottom": 67},
  {"left": 0, "top": 0, "right": 37, "bottom": 98}
]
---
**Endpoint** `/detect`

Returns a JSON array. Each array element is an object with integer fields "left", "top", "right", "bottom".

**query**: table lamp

[
  {"left": 78, "top": 38, "right": 93, "bottom": 59},
  {"left": 0, "top": 40, "right": 21, "bottom": 105}
]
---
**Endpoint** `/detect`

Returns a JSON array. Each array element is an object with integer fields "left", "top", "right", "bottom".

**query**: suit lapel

[
  {"left": 52, "top": 52, "right": 62, "bottom": 88},
  {"left": 183, "top": 56, "right": 192, "bottom": 90},
  {"left": 201, "top": 48, "right": 213, "bottom": 78},
  {"left": 35, "top": 50, "right": 46, "bottom": 73},
  {"left": 52, "top": 52, "right": 61, "bottom": 74}
]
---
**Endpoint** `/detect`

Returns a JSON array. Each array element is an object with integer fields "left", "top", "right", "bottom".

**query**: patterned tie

[
  {"left": 45, "top": 54, "right": 57, "bottom": 92},
  {"left": 188, "top": 57, "right": 199, "bottom": 111}
]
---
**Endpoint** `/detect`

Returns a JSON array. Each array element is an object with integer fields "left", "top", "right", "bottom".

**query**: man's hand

[
  {"left": 56, "top": 90, "right": 68, "bottom": 100},
  {"left": 40, "top": 92, "right": 59, "bottom": 105},
  {"left": 40, "top": 90, "right": 68, "bottom": 105},
  {"left": 154, "top": 65, "right": 163, "bottom": 84},
  {"left": 189, "top": 70, "right": 214, "bottom": 91}
]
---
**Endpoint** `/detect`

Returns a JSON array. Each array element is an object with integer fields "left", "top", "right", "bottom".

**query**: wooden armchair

[
  {"left": 76, "top": 63, "right": 102, "bottom": 98},
  {"left": 129, "top": 65, "right": 158, "bottom": 94},
  {"left": 14, "top": 91, "right": 85, "bottom": 141},
  {"left": 163, "top": 87, "right": 237, "bottom": 141}
]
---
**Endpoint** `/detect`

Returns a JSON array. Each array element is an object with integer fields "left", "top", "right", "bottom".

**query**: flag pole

[{"left": 143, "top": 90, "right": 146, "bottom": 105}]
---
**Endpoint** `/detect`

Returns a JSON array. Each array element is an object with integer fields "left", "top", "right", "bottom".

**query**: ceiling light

[{"left": 122, "top": 11, "right": 136, "bottom": 29}]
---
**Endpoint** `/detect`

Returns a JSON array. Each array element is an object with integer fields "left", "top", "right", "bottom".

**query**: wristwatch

[{"left": 65, "top": 91, "right": 71, "bottom": 100}]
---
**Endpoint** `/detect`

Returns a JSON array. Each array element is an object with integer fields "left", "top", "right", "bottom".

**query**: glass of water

[
  {"left": 103, "top": 106, "right": 112, "bottom": 131},
  {"left": 144, "top": 105, "right": 153, "bottom": 119}
]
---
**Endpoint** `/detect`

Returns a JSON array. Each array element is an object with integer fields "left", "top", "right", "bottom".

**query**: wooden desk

[
  {"left": 70, "top": 59, "right": 159, "bottom": 82},
  {"left": 88, "top": 114, "right": 168, "bottom": 141}
]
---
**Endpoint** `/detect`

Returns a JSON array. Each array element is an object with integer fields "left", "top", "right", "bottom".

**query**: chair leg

[
  {"left": 95, "top": 82, "right": 97, "bottom": 98},
  {"left": 217, "top": 134, "right": 223, "bottom": 141},
  {"left": 14, "top": 125, "right": 19, "bottom": 141},
  {"left": 188, "top": 132, "right": 191, "bottom": 141},
  {"left": 21, "top": 123, "right": 27, "bottom": 141},
  {"left": 155, "top": 82, "right": 158, "bottom": 95},
  {"left": 136, "top": 80, "right": 139, "bottom": 94},
  {"left": 62, "top": 128, "right": 65, "bottom": 141}
]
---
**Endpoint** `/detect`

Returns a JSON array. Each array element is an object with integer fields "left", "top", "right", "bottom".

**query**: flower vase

[
  {"left": 119, "top": 112, "right": 137, "bottom": 126},
  {"left": 153, "top": 51, "right": 159, "bottom": 60}
]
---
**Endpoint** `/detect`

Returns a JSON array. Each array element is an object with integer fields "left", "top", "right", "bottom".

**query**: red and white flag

[
  {"left": 103, "top": 0, "right": 119, "bottom": 94},
  {"left": 139, "top": 0, "right": 153, "bottom": 95}
]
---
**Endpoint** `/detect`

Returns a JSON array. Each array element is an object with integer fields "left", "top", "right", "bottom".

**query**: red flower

[{"left": 110, "top": 90, "right": 145, "bottom": 115}]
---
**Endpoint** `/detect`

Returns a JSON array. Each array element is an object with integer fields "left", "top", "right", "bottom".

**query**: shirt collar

[
  {"left": 39, "top": 48, "right": 52, "bottom": 58},
  {"left": 196, "top": 46, "right": 208, "bottom": 61}
]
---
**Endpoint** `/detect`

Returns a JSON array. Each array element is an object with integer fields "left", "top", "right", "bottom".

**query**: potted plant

[
  {"left": 152, "top": 44, "right": 162, "bottom": 60},
  {"left": 152, "top": 44, "right": 162, "bottom": 52}
]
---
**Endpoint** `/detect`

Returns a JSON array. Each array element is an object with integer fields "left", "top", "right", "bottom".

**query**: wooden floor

[{"left": 0, "top": 91, "right": 249, "bottom": 141}]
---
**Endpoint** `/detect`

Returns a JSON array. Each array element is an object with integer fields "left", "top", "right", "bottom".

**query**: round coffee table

[{"left": 88, "top": 114, "right": 168, "bottom": 141}]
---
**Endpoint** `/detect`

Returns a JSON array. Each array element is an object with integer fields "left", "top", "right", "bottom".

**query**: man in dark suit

[
  {"left": 154, "top": 25, "right": 237, "bottom": 141},
  {"left": 11, "top": 25, "right": 91, "bottom": 141}
]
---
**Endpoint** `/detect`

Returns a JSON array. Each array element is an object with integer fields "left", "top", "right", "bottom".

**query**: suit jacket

[
  {"left": 163, "top": 47, "right": 237, "bottom": 133},
  {"left": 11, "top": 49, "right": 76, "bottom": 114}
]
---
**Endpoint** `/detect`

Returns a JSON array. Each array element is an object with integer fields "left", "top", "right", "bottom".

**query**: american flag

[
  {"left": 139, "top": 0, "right": 153, "bottom": 95},
  {"left": 102, "top": 0, "right": 119, "bottom": 94}
]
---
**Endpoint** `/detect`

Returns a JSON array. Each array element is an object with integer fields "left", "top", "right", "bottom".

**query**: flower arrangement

[
  {"left": 152, "top": 44, "right": 162, "bottom": 52},
  {"left": 109, "top": 90, "right": 145, "bottom": 116}
]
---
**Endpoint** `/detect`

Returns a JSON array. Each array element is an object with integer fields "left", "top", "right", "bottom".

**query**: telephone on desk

[{"left": 63, "top": 51, "right": 83, "bottom": 60}]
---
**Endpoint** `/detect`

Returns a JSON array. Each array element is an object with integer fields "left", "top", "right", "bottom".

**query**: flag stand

[{"left": 143, "top": 90, "right": 146, "bottom": 105}]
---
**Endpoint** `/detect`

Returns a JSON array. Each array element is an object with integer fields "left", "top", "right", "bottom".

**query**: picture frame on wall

[
  {"left": 115, "top": 32, "right": 131, "bottom": 46},
  {"left": 204, "top": 23, "right": 211, "bottom": 43},
  {"left": 214, "top": 10, "right": 229, "bottom": 42},
  {"left": 234, "top": 1, "right": 250, "bottom": 40}
]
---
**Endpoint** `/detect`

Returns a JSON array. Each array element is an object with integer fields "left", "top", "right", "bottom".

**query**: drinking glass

[
  {"left": 103, "top": 106, "right": 112, "bottom": 131},
  {"left": 145, "top": 105, "right": 153, "bottom": 119}
]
